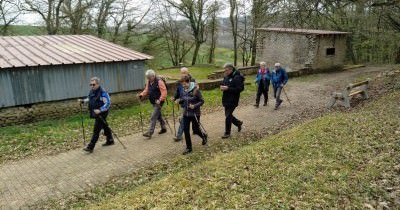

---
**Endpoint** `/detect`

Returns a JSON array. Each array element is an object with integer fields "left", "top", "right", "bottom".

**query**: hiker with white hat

[{"left": 271, "top": 63, "right": 289, "bottom": 110}]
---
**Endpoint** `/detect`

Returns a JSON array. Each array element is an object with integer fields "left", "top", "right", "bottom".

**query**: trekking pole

[
  {"left": 138, "top": 98, "right": 144, "bottom": 134},
  {"left": 172, "top": 101, "right": 177, "bottom": 137},
  {"left": 194, "top": 114, "right": 208, "bottom": 135},
  {"left": 158, "top": 104, "right": 174, "bottom": 134},
  {"left": 282, "top": 86, "right": 292, "bottom": 105},
  {"left": 97, "top": 115, "right": 127, "bottom": 149},
  {"left": 79, "top": 103, "right": 86, "bottom": 146}
]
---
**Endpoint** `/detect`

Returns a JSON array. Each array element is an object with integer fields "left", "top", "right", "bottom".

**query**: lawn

[
  {"left": 87, "top": 90, "right": 400, "bottom": 209},
  {"left": 158, "top": 65, "right": 221, "bottom": 81}
]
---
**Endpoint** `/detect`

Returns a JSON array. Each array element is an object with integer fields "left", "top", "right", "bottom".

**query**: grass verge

[{"left": 86, "top": 90, "right": 400, "bottom": 209}]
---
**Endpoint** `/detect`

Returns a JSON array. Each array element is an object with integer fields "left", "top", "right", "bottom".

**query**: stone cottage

[{"left": 255, "top": 28, "right": 350, "bottom": 72}]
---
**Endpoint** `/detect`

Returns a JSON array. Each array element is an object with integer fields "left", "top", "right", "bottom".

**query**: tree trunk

[{"left": 192, "top": 42, "right": 201, "bottom": 65}]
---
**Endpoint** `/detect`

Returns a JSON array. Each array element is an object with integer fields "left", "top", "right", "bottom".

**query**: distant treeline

[{"left": 1, "top": 0, "right": 399, "bottom": 66}]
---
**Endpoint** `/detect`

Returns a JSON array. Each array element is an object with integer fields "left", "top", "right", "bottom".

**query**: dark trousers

[
  {"left": 256, "top": 80, "right": 269, "bottom": 105},
  {"left": 88, "top": 116, "right": 113, "bottom": 149},
  {"left": 183, "top": 115, "right": 206, "bottom": 150},
  {"left": 224, "top": 106, "right": 241, "bottom": 135}
]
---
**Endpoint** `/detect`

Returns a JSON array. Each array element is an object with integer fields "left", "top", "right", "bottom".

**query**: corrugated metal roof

[
  {"left": 0, "top": 35, "right": 153, "bottom": 69},
  {"left": 256, "top": 28, "right": 350, "bottom": 35}
]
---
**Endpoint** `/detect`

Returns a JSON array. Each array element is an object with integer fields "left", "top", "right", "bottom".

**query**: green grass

[
  {"left": 0, "top": 83, "right": 256, "bottom": 163},
  {"left": 86, "top": 90, "right": 400, "bottom": 209},
  {"left": 4, "top": 25, "right": 47, "bottom": 36},
  {"left": 158, "top": 65, "right": 220, "bottom": 81}
]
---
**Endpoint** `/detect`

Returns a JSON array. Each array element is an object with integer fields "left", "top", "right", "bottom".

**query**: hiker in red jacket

[{"left": 138, "top": 69, "right": 168, "bottom": 138}]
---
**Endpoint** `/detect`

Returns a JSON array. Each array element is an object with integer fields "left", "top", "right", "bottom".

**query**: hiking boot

[
  {"left": 183, "top": 148, "right": 192, "bottom": 155},
  {"left": 158, "top": 129, "right": 167, "bottom": 134},
  {"left": 143, "top": 132, "right": 152, "bottom": 138},
  {"left": 202, "top": 134, "right": 208, "bottom": 145},
  {"left": 221, "top": 134, "right": 231, "bottom": 139},
  {"left": 83, "top": 147, "right": 93, "bottom": 153},
  {"left": 102, "top": 141, "right": 114, "bottom": 146},
  {"left": 173, "top": 136, "right": 182, "bottom": 142},
  {"left": 253, "top": 104, "right": 259, "bottom": 108},
  {"left": 263, "top": 101, "right": 268, "bottom": 106},
  {"left": 238, "top": 121, "right": 243, "bottom": 132}
]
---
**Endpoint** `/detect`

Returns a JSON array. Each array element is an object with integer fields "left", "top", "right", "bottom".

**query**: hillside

[{"left": 87, "top": 88, "right": 400, "bottom": 209}]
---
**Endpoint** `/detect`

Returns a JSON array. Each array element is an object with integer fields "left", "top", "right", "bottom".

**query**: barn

[
  {"left": 256, "top": 28, "right": 350, "bottom": 72},
  {"left": 0, "top": 35, "right": 152, "bottom": 126}
]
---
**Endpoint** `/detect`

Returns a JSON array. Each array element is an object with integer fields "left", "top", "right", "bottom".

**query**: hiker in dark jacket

[
  {"left": 171, "top": 67, "right": 196, "bottom": 142},
  {"left": 78, "top": 77, "right": 113, "bottom": 153},
  {"left": 138, "top": 69, "right": 168, "bottom": 138},
  {"left": 178, "top": 76, "right": 207, "bottom": 155},
  {"left": 220, "top": 63, "right": 244, "bottom": 139},
  {"left": 254, "top": 61, "right": 271, "bottom": 108},
  {"left": 271, "top": 63, "right": 289, "bottom": 110}
]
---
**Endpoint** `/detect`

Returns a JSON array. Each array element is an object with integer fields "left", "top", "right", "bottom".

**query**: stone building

[
  {"left": 256, "top": 28, "right": 350, "bottom": 72},
  {"left": 0, "top": 35, "right": 152, "bottom": 126}
]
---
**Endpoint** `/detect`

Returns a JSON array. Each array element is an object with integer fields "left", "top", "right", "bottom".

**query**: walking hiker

[
  {"left": 138, "top": 69, "right": 168, "bottom": 139},
  {"left": 78, "top": 77, "right": 114, "bottom": 153},
  {"left": 178, "top": 76, "right": 207, "bottom": 155},
  {"left": 271, "top": 63, "right": 289, "bottom": 110},
  {"left": 254, "top": 62, "right": 271, "bottom": 108},
  {"left": 171, "top": 67, "right": 196, "bottom": 142},
  {"left": 220, "top": 63, "right": 245, "bottom": 139}
]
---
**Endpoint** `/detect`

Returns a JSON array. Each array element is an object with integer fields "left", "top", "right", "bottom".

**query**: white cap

[{"left": 274, "top": 63, "right": 281, "bottom": 67}]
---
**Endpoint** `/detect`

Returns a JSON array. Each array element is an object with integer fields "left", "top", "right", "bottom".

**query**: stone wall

[
  {"left": 256, "top": 31, "right": 347, "bottom": 72},
  {"left": 207, "top": 66, "right": 259, "bottom": 80},
  {"left": 312, "top": 34, "right": 347, "bottom": 70},
  {"left": 0, "top": 91, "right": 141, "bottom": 127}
]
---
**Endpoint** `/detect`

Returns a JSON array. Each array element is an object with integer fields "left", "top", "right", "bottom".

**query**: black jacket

[{"left": 222, "top": 70, "right": 244, "bottom": 107}]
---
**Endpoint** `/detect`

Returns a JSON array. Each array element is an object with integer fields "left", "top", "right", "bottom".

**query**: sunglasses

[{"left": 90, "top": 84, "right": 96, "bottom": 86}]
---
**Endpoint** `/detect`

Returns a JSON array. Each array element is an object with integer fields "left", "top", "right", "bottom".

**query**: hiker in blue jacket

[
  {"left": 271, "top": 63, "right": 288, "bottom": 110},
  {"left": 178, "top": 75, "right": 207, "bottom": 155},
  {"left": 78, "top": 77, "right": 113, "bottom": 153},
  {"left": 254, "top": 62, "right": 271, "bottom": 108},
  {"left": 172, "top": 67, "right": 196, "bottom": 142}
]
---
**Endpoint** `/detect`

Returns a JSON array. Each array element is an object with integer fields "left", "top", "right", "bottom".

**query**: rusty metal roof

[
  {"left": 0, "top": 35, "right": 153, "bottom": 69},
  {"left": 256, "top": 28, "right": 350, "bottom": 35}
]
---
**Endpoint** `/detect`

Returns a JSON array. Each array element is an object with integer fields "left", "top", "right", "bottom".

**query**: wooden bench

[{"left": 327, "top": 79, "right": 370, "bottom": 109}]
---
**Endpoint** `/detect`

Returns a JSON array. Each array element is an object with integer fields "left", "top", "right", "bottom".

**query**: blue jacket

[
  {"left": 271, "top": 68, "right": 288, "bottom": 87},
  {"left": 85, "top": 87, "right": 111, "bottom": 118},
  {"left": 255, "top": 68, "right": 271, "bottom": 85}
]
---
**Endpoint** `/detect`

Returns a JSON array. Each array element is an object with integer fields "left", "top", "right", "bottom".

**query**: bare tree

[
  {"left": 23, "top": 0, "right": 65, "bottom": 35},
  {"left": 62, "top": 0, "right": 93, "bottom": 34},
  {"left": 122, "top": 1, "right": 152, "bottom": 45},
  {"left": 0, "top": 0, "right": 21, "bottom": 35},
  {"left": 110, "top": 0, "right": 130, "bottom": 42},
  {"left": 166, "top": 0, "right": 212, "bottom": 65},
  {"left": 156, "top": 2, "right": 194, "bottom": 66},
  {"left": 95, "top": 0, "right": 114, "bottom": 37},
  {"left": 229, "top": 0, "right": 239, "bottom": 66},
  {"left": 207, "top": 0, "right": 220, "bottom": 64}
]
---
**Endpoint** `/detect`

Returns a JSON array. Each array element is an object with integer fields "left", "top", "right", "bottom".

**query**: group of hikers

[{"left": 79, "top": 62, "right": 289, "bottom": 155}]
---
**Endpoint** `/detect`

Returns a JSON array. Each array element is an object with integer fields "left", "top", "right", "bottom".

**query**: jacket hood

[{"left": 188, "top": 82, "right": 196, "bottom": 92}]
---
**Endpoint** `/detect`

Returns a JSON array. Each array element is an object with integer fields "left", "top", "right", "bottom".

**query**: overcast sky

[{"left": 16, "top": 0, "right": 233, "bottom": 26}]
